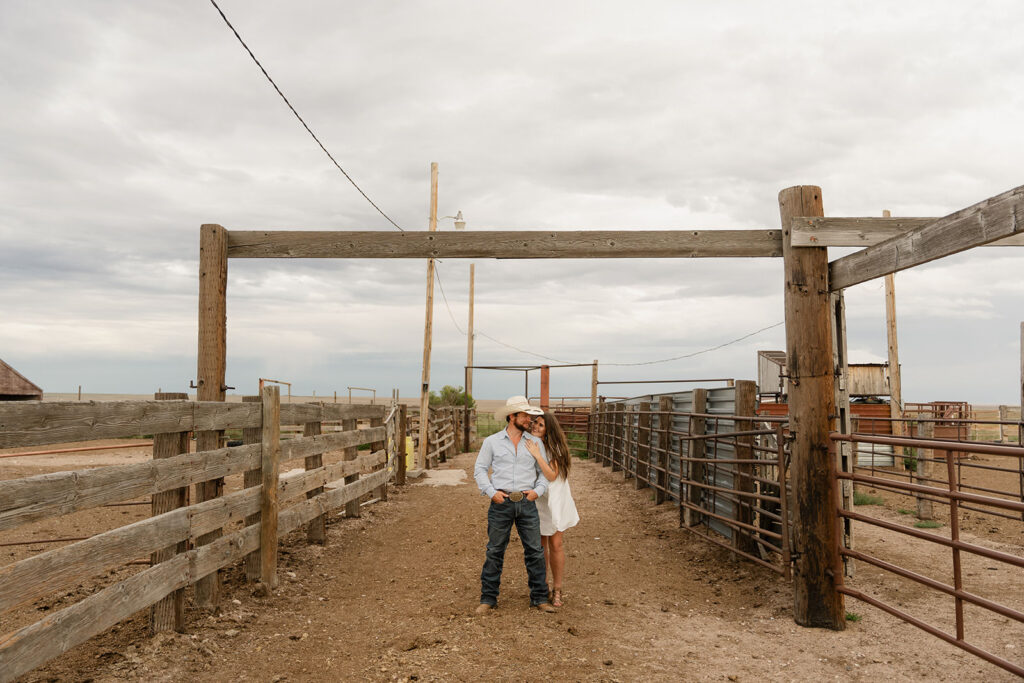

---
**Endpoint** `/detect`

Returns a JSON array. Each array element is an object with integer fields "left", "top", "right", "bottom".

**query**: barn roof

[{"left": 0, "top": 358, "right": 43, "bottom": 398}]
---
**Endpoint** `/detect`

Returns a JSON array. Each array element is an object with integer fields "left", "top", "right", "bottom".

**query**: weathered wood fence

[
  {"left": 589, "top": 381, "right": 792, "bottom": 575},
  {"left": 0, "top": 389, "right": 407, "bottom": 682},
  {"left": 410, "top": 405, "right": 473, "bottom": 468}
]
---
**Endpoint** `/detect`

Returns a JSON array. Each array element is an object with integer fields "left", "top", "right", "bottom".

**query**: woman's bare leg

[
  {"left": 549, "top": 531, "right": 566, "bottom": 592},
  {"left": 541, "top": 535, "right": 551, "bottom": 590}
]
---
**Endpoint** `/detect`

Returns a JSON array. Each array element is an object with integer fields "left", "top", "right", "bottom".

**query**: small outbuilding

[{"left": 0, "top": 358, "right": 43, "bottom": 401}]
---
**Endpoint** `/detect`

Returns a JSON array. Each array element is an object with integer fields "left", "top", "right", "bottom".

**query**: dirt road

[{"left": 21, "top": 452, "right": 1014, "bottom": 682}]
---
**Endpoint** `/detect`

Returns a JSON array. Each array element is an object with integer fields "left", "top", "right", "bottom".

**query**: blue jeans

[{"left": 480, "top": 498, "right": 548, "bottom": 606}]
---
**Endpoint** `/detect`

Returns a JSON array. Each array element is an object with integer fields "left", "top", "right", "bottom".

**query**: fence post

[
  {"left": 463, "top": 404, "right": 471, "bottom": 452},
  {"left": 635, "top": 402, "right": 652, "bottom": 491},
  {"left": 623, "top": 406, "right": 637, "bottom": 481},
  {"left": 423, "top": 407, "right": 433, "bottom": 469},
  {"left": 343, "top": 417, "right": 360, "bottom": 518},
  {"left": 610, "top": 404, "right": 623, "bottom": 473},
  {"left": 916, "top": 420, "right": 935, "bottom": 520},
  {"left": 150, "top": 391, "right": 189, "bottom": 633},
  {"left": 304, "top": 416, "right": 326, "bottom": 544},
  {"left": 370, "top": 414, "right": 386, "bottom": 501},
  {"left": 780, "top": 185, "right": 844, "bottom": 630},
  {"left": 396, "top": 404, "right": 409, "bottom": 485},
  {"left": 242, "top": 395, "right": 262, "bottom": 581},
  {"left": 685, "top": 389, "right": 708, "bottom": 527},
  {"left": 260, "top": 385, "right": 281, "bottom": 589},
  {"left": 734, "top": 380, "right": 757, "bottom": 555},
  {"left": 656, "top": 396, "right": 672, "bottom": 504}
]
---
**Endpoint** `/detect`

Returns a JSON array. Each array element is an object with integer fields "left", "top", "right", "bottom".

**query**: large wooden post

[
  {"left": 195, "top": 223, "right": 228, "bottom": 607},
  {"left": 260, "top": 385, "right": 281, "bottom": 589},
  {"left": 685, "top": 388, "right": 708, "bottom": 527},
  {"left": 397, "top": 404, "right": 408, "bottom": 486},
  {"left": 779, "top": 185, "right": 845, "bottom": 630},
  {"left": 418, "top": 162, "right": 439, "bottom": 470},
  {"left": 342, "top": 417, "right": 360, "bottom": 518},
  {"left": 242, "top": 395, "right": 262, "bottom": 581},
  {"left": 150, "top": 391, "right": 189, "bottom": 633},
  {"left": 734, "top": 380, "right": 757, "bottom": 555}
]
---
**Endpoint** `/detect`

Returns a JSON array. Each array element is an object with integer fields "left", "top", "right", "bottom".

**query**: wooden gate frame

[{"left": 197, "top": 183, "right": 1024, "bottom": 631}]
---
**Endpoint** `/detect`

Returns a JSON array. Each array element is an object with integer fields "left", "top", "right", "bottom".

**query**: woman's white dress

[{"left": 537, "top": 474, "right": 580, "bottom": 536}]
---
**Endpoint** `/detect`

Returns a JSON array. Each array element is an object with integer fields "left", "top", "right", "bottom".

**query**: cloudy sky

[{"left": 2, "top": 1, "right": 1022, "bottom": 405}]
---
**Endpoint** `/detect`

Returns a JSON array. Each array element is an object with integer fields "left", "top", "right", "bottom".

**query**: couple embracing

[{"left": 473, "top": 395, "right": 579, "bottom": 614}]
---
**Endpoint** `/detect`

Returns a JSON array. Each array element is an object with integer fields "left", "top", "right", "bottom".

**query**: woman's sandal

[{"left": 552, "top": 588, "right": 564, "bottom": 608}]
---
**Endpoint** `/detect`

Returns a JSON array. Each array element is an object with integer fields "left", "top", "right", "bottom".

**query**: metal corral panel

[
  {"left": 848, "top": 364, "right": 890, "bottom": 397},
  {"left": 609, "top": 387, "right": 740, "bottom": 542}
]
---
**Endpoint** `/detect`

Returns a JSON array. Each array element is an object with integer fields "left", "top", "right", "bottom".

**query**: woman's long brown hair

[{"left": 539, "top": 411, "right": 572, "bottom": 479}]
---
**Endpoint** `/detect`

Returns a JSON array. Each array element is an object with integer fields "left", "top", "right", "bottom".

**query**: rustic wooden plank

[
  {"left": 0, "top": 401, "right": 260, "bottom": 449},
  {"left": 0, "top": 525, "right": 258, "bottom": 683},
  {"left": 780, "top": 185, "right": 845, "bottom": 630},
  {"left": 280, "top": 402, "right": 385, "bottom": 424},
  {"left": 828, "top": 184, "right": 1024, "bottom": 290},
  {"left": 279, "top": 426, "right": 386, "bottom": 464},
  {"left": 150, "top": 392, "right": 189, "bottom": 634},
  {"left": 278, "top": 451, "right": 385, "bottom": 503},
  {"left": 278, "top": 468, "right": 388, "bottom": 535},
  {"left": 341, "top": 418, "right": 360, "bottom": 519},
  {"left": 260, "top": 386, "right": 281, "bottom": 589},
  {"left": 791, "top": 216, "right": 1024, "bottom": 248},
  {"left": 225, "top": 229, "right": 784, "bottom": 259},
  {"left": 0, "top": 444, "right": 261, "bottom": 532},
  {"left": 396, "top": 405, "right": 408, "bottom": 486},
  {"left": 0, "top": 487, "right": 259, "bottom": 616}
]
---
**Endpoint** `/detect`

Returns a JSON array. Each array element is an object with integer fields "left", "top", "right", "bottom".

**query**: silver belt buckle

[{"left": 508, "top": 491, "right": 524, "bottom": 502}]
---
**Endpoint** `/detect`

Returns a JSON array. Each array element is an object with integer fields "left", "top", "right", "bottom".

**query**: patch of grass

[
  {"left": 897, "top": 508, "right": 914, "bottom": 515},
  {"left": 853, "top": 491, "right": 885, "bottom": 506},
  {"left": 914, "top": 520, "right": 943, "bottom": 529},
  {"left": 845, "top": 612, "right": 862, "bottom": 622}
]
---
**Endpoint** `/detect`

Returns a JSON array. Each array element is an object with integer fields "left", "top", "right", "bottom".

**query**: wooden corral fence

[
  {"left": 409, "top": 405, "right": 474, "bottom": 468},
  {"left": 589, "top": 381, "right": 793, "bottom": 576},
  {"left": 550, "top": 406, "right": 591, "bottom": 457},
  {"left": 0, "top": 389, "right": 407, "bottom": 682}
]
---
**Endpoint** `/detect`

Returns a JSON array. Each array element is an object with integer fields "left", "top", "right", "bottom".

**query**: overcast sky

[{"left": 1, "top": 1, "right": 1022, "bottom": 405}]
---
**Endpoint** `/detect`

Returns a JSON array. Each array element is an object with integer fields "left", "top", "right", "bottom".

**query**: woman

[{"left": 525, "top": 412, "right": 579, "bottom": 607}]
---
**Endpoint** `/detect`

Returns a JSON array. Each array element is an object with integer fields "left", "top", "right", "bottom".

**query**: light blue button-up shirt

[{"left": 474, "top": 427, "right": 549, "bottom": 500}]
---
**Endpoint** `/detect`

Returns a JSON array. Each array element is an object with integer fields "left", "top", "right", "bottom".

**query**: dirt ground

[{"left": 6, "top": 448, "right": 1024, "bottom": 682}]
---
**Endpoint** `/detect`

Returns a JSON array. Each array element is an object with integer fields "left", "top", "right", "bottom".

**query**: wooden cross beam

[
  {"left": 225, "top": 229, "right": 783, "bottom": 259},
  {"left": 828, "top": 184, "right": 1024, "bottom": 290}
]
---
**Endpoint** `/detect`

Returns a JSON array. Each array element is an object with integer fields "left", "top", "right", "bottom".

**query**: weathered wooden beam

[
  {"left": 225, "top": 230, "right": 783, "bottom": 259},
  {"left": 828, "top": 185, "right": 1024, "bottom": 290},
  {"left": 791, "top": 216, "right": 1024, "bottom": 247}
]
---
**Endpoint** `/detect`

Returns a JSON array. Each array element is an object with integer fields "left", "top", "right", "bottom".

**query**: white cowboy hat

[{"left": 494, "top": 395, "right": 544, "bottom": 420}]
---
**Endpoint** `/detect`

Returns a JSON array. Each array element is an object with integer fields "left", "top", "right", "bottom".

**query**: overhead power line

[
  {"left": 433, "top": 263, "right": 782, "bottom": 367},
  {"left": 207, "top": 0, "right": 404, "bottom": 232}
]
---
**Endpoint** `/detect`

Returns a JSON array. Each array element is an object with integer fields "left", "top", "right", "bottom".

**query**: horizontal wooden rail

[
  {"left": 225, "top": 229, "right": 784, "bottom": 259},
  {"left": 0, "top": 444, "right": 262, "bottom": 532},
  {"left": 278, "top": 451, "right": 385, "bottom": 503},
  {"left": 0, "top": 524, "right": 260, "bottom": 682},
  {"left": 279, "top": 403, "right": 385, "bottom": 424},
  {"left": 279, "top": 426, "right": 385, "bottom": 464},
  {"left": 0, "top": 401, "right": 261, "bottom": 449}
]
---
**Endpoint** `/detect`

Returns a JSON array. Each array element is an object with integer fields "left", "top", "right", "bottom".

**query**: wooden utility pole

[
  {"left": 195, "top": 223, "right": 228, "bottom": 608},
  {"left": 779, "top": 185, "right": 845, "bottom": 630},
  {"left": 883, "top": 210, "right": 906, "bottom": 469},
  {"left": 466, "top": 264, "right": 475, "bottom": 399},
  {"left": 540, "top": 365, "right": 550, "bottom": 410},
  {"left": 418, "top": 162, "right": 439, "bottom": 470}
]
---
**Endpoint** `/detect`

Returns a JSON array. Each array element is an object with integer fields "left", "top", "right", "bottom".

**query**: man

[{"left": 473, "top": 395, "right": 555, "bottom": 613}]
